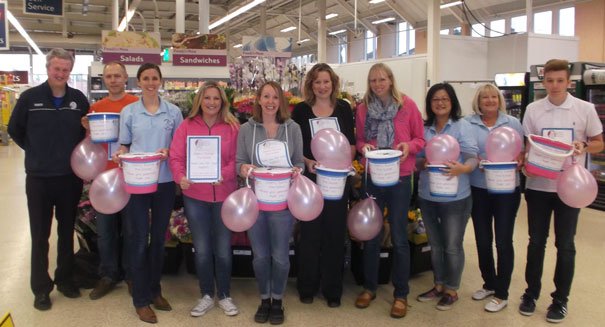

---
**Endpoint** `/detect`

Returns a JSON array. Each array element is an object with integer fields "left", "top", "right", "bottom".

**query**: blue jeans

[
  {"left": 126, "top": 182, "right": 175, "bottom": 308},
  {"left": 96, "top": 210, "right": 130, "bottom": 281},
  {"left": 247, "top": 209, "right": 295, "bottom": 300},
  {"left": 524, "top": 189, "right": 580, "bottom": 304},
  {"left": 418, "top": 196, "right": 472, "bottom": 291},
  {"left": 363, "top": 176, "right": 412, "bottom": 299},
  {"left": 183, "top": 196, "right": 232, "bottom": 299},
  {"left": 471, "top": 187, "right": 520, "bottom": 300}
]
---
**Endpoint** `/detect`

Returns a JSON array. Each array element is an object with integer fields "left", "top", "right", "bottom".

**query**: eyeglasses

[{"left": 431, "top": 97, "right": 451, "bottom": 103}]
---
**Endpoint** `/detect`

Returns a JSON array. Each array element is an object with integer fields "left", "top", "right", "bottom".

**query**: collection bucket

[
  {"left": 315, "top": 166, "right": 352, "bottom": 200},
  {"left": 526, "top": 135, "right": 574, "bottom": 179},
  {"left": 482, "top": 161, "right": 517, "bottom": 194},
  {"left": 365, "top": 149, "right": 402, "bottom": 187},
  {"left": 87, "top": 113, "right": 120, "bottom": 143},
  {"left": 119, "top": 153, "right": 163, "bottom": 194},
  {"left": 252, "top": 168, "right": 292, "bottom": 211},
  {"left": 427, "top": 165, "right": 458, "bottom": 197}
]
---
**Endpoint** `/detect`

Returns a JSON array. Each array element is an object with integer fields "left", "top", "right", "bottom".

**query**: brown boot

[
  {"left": 153, "top": 295, "right": 172, "bottom": 311},
  {"left": 135, "top": 306, "right": 157, "bottom": 324},
  {"left": 355, "top": 290, "right": 376, "bottom": 309},
  {"left": 390, "top": 298, "right": 408, "bottom": 318}
]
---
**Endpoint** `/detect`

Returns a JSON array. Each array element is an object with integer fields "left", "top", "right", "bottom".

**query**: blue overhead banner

[
  {"left": 0, "top": 1, "right": 7, "bottom": 50},
  {"left": 24, "top": 0, "right": 63, "bottom": 16}
]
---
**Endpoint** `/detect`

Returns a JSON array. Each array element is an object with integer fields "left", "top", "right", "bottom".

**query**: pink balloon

[
  {"left": 89, "top": 168, "right": 130, "bottom": 214},
  {"left": 311, "top": 128, "right": 352, "bottom": 169},
  {"left": 557, "top": 163, "right": 598, "bottom": 208},
  {"left": 347, "top": 198, "right": 383, "bottom": 241},
  {"left": 486, "top": 126, "right": 522, "bottom": 162},
  {"left": 71, "top": 136, "right": 107, "bottom": 181},
  {"left": 425, "top": 134, "right": 460, "bottom": 165},
  {"left": 287, "top": 174, "right": 324, "bottom": 221},
  {"left": 221, "top": 187, "right": 259, "bottom": 232}
]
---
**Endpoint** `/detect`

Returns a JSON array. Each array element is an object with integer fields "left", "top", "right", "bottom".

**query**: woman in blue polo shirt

[{"left": 114, "top": 63, "right": 183, "bottom": 324}]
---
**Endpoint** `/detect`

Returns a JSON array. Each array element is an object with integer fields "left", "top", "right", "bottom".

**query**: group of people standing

[{"left": 8, "top": 48, "right": 603, "bottom": 325}]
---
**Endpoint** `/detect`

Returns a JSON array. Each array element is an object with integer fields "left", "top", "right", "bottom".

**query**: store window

[
  {"left": 365, "top": 30, "right": 376, "bottom": 60},
  {"left": 534, "top": 11, "right": 552, "bottom": 34},
  {"left": 490, "top": 19, "right": 505, "bottom": 36},
  {"left": 338, "top": 35, "right": 347, "bottom": 64},
  {"left": 397, "top": 22, "right": 415, "bottom": 55},
  {"left": 0, "top": 54, "right": 31, "bottom": 71},
  {"left": 559, "top": 7, "right": 575, "bottom": 36},
  {"left": 511, "top": 15, "right": 527, "bottom": 33},
  {"left": 471, "top": 23, "right": 485, "bottom": 37},
  {"left": 440, "top": 29, "right": 449, "bottom": 35},
  {"left": 452, "top": 27, "right": 462, "bottom": 35}
]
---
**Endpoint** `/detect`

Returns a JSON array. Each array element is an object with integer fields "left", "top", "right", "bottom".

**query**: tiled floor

[{"left": 1, "top": 142, "right": 604, "bottom": 326}]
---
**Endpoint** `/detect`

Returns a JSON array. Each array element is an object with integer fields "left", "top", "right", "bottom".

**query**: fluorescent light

[
  {"left": 298, "top": 38, "right": 310, "bottom": 43},
  {"left": 440, "top": 1, "right": 463, "bottom": 9},
  {"left": 369, "top": 0, "right": 385, "bottom": 4},
  {"left": 210, "top": 0, "right": 266, "bottom": 30},
  {"left": 325, "top": 13, "right": 338, "bottom": 20},
  {"left": 280, "top": 26, "right": 296, "bottom": 33},
  {"left": 233, "top": 43, "right": 243, "bottom": 48},
  {"left": 329, "top": 29, "right": 347, "bottom": 35},
  {"left": 6, "top": 10, "right": 43, "bottom": 56},
  {"left": 117, "top": 8, "right": 136, "bottom": 31},
  {"left": 371, "top": 17, "right": 395, "bottom": 24}
]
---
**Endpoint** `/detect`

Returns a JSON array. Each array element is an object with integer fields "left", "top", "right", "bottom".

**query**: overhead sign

[
  {"left": 171, "top": 33, "right": 227, "bottom": 67},
  {"left": 24, "top": 0, "right": 63, "bottom": 16},
  {"left": 101, "top": 31, "right": 161, "bottom": 65},
  {"left": 0, "top": 71, "right": 29, "bottom": 84},
  {"left": 0, "top": 1, "right": 8, "bottom": 50},
  {"left": 242, "top": 36, "right": 292, "bottom": 58}
]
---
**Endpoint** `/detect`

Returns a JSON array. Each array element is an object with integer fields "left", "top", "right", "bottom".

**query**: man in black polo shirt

[{"left": 8, "top": 48, "right": 89, "bottom": 311}]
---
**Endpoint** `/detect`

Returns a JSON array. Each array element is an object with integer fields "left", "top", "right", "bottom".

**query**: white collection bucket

[
  {"left": 119, "top": 153, "right": 163, "bottom": 194},
  {"left": 315, "top": 166, "right": 353, "bottom": 200},
  {"left": 252, "top": 168, "right": 292, "bottom": 211},
  {"left": 87, "top": 113, "right": 120, "bottom": 143},
  {"left": 481, "top": 161, "right": 517, "bottom": 194},
  {"left": 427, "top": 165, "right": 458, "bottom": 197},
  {"left": 365, "top": 149, "right": 402, "bottom": 187},
  {"left": 526, "top": 135, "right": 574, "bottom": 179}
]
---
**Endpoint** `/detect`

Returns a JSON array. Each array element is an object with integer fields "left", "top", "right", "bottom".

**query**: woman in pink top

[
  {"left": 169, "top": 81, "right": 240, "bottom": 318},
  {"left": 354, "top": 63, "right": 425, "bottom": 319}
]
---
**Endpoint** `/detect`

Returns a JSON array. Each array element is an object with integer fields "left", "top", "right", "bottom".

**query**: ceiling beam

[
  {"left": 384, "top": 0, "right": 417, "bottom": 26},
  {"left": 334, "top": 0, "right": 377, "bottom": 35}
]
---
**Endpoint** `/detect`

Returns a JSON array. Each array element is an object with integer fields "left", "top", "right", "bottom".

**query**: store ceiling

[{"left": 5, "top": 0, "right": 573, "bottom": 56}]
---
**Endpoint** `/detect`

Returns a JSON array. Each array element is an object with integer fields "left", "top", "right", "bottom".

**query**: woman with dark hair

[
  {"left": 416, "top": 83, "right": 478, "bottom": 311},
  {"left": 169, "top": 82, "right": 240, "bottom": 318},
  {"left": 114, "top": 63, "right": 183, "bottom": 324},
  {"left": 291, "top": 63, "right": 356, "bottom": 308},
  {"left": 354, "top": 63, "right": 425, "bottom": 319},
  {"left": 236, "top": 81, "right": 304, "bottom": 325}
]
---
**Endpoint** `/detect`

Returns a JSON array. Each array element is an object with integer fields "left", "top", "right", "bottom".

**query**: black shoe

[
  {"left": 254, "top": 299, "right": 271, "bottom": 323},
  {"left": 57, "top": 283, "right": 81, "bottom": 298},
  {"left": 89, "top": 277, "right": 116, "bottom": 300},
  {"left": 546, "top": 300, "right": 568, "bottom": 323},
  {"left": 327, "top": 298, "right": 341, "bottom": 308},
  {"left": 34, "top": 293, "right": 52, "bottom": 311},
  {"left": 269, "top": 301, "right": 284, "bottom": 325},
  {"left": 519, "top": 293, "right": 536, "bottom": 316},
  {"left": 299, "top": 295, "right": 313, "bottom": 304}
]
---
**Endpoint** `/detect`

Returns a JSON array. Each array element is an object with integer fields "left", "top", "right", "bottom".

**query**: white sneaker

[
  {"left": 485, "top": 298, "right": 508, "bottom": 312},
  {"left": 472, "top": 288, "right": 495, "bottom": 300},
  {"left": 191, "top": 295, "right": 215, "bottom": 317},
  {"left": 218, "top": 297, "right": 239, "bottom": 316}
]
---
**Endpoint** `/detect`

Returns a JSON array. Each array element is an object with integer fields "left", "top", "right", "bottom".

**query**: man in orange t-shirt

[{"left": 84, "top": 62, "right": 138, "bottom": 300}]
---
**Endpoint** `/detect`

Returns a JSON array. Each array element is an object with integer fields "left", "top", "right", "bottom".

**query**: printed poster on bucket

[
  {"left": 242, "top": 36, "right": 292, "bottom": 58},
  {"left": 171, "top": 33, "right": 227, "bottom": 67},
  {"left": 101, "top": 31, "right": 162, "bottom": 65}
]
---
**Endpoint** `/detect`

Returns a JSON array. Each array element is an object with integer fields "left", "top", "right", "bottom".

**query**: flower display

[{"left": 168, "top": 208, "right": 192, "bottom": 243}]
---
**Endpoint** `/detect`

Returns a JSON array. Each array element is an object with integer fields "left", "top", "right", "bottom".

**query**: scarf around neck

[{"left": 364, "top": 95, "right": 399, "bottom": 148}]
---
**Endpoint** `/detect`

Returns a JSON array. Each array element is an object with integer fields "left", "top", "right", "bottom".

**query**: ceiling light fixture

[
  {"left": 298, "top": 38, "right": 310, "bottom": 43},
  {"left": 371, "top": 17, "right": 395, "bottom": 24},
  {"left": 369, "top": 0, "right": 385, "bottom": 4},
  {"left": 440, "top": 1, "right": 463, "bottom": 9},
  {"left": 329, "top": 29, "right": 347, "bottom": 35},
  {"left": 325, "top": 13, "right": 338, "bottom": 20},
  {"left": 280, "top": 26, "right": 296, "bottom": 32},
  {"left": 209, "top": 0, "right": 266, "bottom": 30},
  {"left": 233, "top": 43, "right": 243, "bottom": 48},
  {"left": 6, "top": 10, "right": 43, "bottom": 56}
]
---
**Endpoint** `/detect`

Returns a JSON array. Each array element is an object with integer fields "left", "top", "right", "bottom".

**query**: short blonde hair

[{"left": 471, "top": 83, "right": 506, "bottom": 115}]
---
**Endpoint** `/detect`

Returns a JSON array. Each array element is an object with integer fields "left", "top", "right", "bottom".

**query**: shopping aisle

[{"left": 0, "top": 141, "right": 604, "bottom": 326}]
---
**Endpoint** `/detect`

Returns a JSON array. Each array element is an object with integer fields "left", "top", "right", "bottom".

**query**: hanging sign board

[
  {"left": 24, "top": 0, "right": 63, "bottom": 16},
  {"left": 171, "top": 33, "right": 227, "bottom": 67},
  {"left": 0, "top": 1, "right": 8, "bottom": 50},
  {"left": 242, "top": 36, "right": 292, "bottom": 58},
  {"left": 101, "top": 31, "right": 161, "bottom": 65}
]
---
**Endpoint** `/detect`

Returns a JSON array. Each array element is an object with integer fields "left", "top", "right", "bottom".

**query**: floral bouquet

[
  {"left": 233, "top": 93, "right": 255, "bottom": 116},
  {"left": 168, "top": 208, "right": 192, "bottom": 243}
]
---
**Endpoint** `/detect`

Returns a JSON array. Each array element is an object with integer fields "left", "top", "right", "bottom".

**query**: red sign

[{"left": 0, "top": 70, "right": 29, "bottom": 84}]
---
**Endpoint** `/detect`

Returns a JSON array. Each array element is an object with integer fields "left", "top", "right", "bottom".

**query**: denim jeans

[
  {"left": 183, "top": 195, "right": 232, "bottom": 299},
  {"left": 247, "top": 209, "right": 295, "bottom": 300},
  {"left": 418, "top": 196, "right": 472, "bottom": 291},
  {"left": 362, "top": 176, "right": 412, "bottom": 299},
  {"left": 126, "top": 182, "right": 175, "bottom": 308},
  {"left": 96, "top": 210, "right": 130, "bottom": 281},
  {"left": 471, "top": 186, "right": 520, "bottom": 300},
  {"left": 524, "top": 189, "right": 580, "bottom": 304}
]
